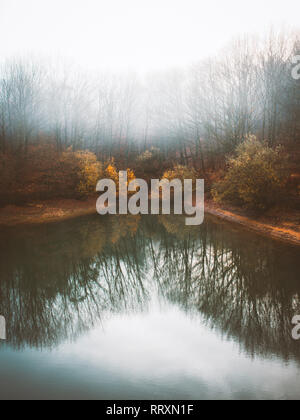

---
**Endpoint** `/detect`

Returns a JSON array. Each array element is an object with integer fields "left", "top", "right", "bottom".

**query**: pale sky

[{"left": 0, "top": 0, "right": 299, "bottom": 72}]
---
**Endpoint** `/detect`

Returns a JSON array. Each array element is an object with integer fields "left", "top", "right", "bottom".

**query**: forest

[{"left": 0, "top": 31, "right": 299, "bottom": 212}]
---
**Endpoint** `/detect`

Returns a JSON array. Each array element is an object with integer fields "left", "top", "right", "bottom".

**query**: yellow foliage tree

[
  {"left": 212, "top": 135, "right": 288, "bottom": 211},
  {"left": 59, "top": 148, "right": 103, "bottom": 198},
  {"left": 74, "top": 150, "right": 103, "bottom": 197}
]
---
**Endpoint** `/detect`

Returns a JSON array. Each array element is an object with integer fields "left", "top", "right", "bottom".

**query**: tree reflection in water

[{"left": 0, "top": 213, "right": 299, "bottom": 363}]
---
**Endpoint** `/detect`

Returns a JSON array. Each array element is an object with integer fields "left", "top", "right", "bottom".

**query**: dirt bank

[
  {"left": 205, "top": 200, "right": 300, "bottom": 246},
  {"left": 0, "top": 198, "right": 97, "bottom": 227},
  {"left": 0, "top": 198, "right": 299, "bottom": 246}
]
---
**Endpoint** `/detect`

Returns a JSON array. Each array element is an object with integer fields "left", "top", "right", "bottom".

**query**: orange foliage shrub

[{"left": 104, "top": 159, "right": 135, "bottom": 192}]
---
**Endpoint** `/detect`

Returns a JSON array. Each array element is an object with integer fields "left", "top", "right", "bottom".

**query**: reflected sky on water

[{"left": 0, "top": 214, "right": 300, "bottom": 400}]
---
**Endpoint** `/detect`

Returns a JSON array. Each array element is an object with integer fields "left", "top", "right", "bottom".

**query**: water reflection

[{"left": 0, "top": 214, "right": 299, "bottom": 364}]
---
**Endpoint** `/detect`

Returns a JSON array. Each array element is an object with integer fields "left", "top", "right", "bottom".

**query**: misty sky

[{"left": 0, "top": 0, "right": 299, "bottom": 72}]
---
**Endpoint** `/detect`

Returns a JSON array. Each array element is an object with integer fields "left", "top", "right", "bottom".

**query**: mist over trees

[
  {"left": 0, "top": 32, "right": 299, "bottom": 156},
  {"left": 0, "top": 31, "right": 299, "bottom": 204}
]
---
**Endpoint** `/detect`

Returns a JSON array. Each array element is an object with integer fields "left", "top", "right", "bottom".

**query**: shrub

[
  {"left": 72, "top": 150, "right": 103, "bottom": 197},
  {"left": 162, "top": 164, "right": 198, "bottom": 183},
  {"left": 104, "top": 159, "right": 135, "bottom": 191},
  {"left": 38, "top": 147, "right": 103, "bottom": 199},
  {"left": 135, "top": 147, "right": 168, "bottom": 181},
  {"left": 137, "top": 147, "right": 160, "bottom": 163},
  {"left": 212, "top": 135, "right": 288, "bottom": 211},
  {"left": 0, "top": 145, "right": 103, "bottom": 204}
]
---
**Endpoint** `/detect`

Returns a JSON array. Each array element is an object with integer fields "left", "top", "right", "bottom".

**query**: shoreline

[
  {"left": 205, "top": 200, "right": 300, "bottom": 246},
  {"left": 0, "top": 198, "right": 299, "bottom": 246},
  {"left": 0, "top": 198, "right": 97, "bottom": 227}
]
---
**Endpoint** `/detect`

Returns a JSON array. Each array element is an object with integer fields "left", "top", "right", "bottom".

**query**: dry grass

[{"left": 0, "top": 198, "right": 97, "bottom": 226}]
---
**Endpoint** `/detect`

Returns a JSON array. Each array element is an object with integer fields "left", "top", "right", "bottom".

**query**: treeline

[{"left": 0, "top": 31, "right": 299, "bottom": 204}]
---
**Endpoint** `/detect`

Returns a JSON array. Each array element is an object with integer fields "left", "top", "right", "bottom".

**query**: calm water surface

[{"left": 0, "top": 214, "right": 300, "bottom": 400}]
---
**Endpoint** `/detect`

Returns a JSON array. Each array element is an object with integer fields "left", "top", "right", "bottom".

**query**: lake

[{"left": 0, "top": 214, "right": 300, "bottom": 400}]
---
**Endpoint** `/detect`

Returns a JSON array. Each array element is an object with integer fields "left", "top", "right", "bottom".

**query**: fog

[
  {"left": 0, "top": 0, "right": 299, "bottom": 176},
  {"left": 0, "top": 0, "right": 299, "bottom": 72}
]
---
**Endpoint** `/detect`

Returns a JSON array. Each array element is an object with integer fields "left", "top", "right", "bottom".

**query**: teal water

[{"left": 0, "top": 214, "right": 300, "bottom": 400}]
